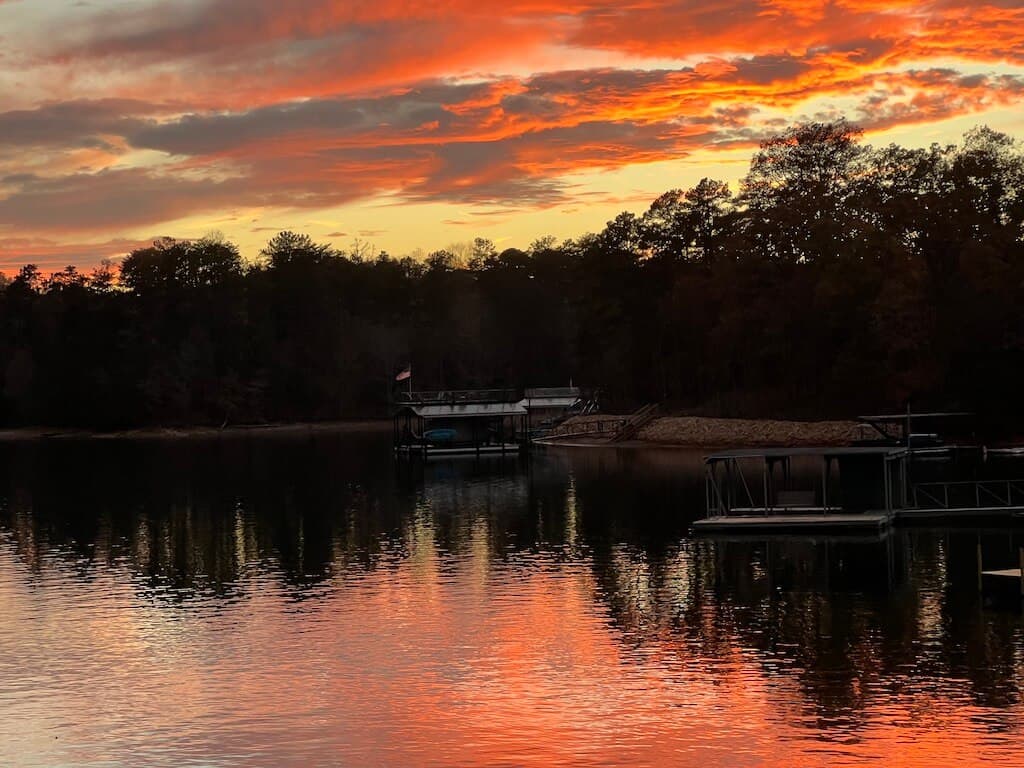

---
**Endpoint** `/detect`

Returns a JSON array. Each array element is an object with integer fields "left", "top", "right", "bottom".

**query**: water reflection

[{"left": 1, "top": 434, "right": 1023, "bottom": 767}]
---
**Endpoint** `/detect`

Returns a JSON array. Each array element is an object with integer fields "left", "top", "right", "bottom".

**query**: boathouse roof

[
  {"left": 519, "top": 387, "right": 581, "bottom": 410},
  {"left": 519, "top": 396, "right": 580, "bottom": 409},
  {"left": 396, "top": 389, "right": 518, "bottom": 406},
  {"left": 398, "top": 402, "right": 528, "bottom": 419},
  {"left": 705, "top": 445, "right": 901, "bottom": 463},
  {"left": 858, "top": 412, "right": 973, "bottom": 423},
  {"left": 524, "top": 387, "right": 580, "bottom": 399}
]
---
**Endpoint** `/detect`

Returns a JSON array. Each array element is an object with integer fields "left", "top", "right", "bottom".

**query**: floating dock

[
  {"left": 693, "top": 512, "right": 890, "bottom": 534},
  {"left": 695, "top": 440, "right": 1024, "bottom": 535},
  {"left": 695, "top": 446, "right": 899, "bottom": 534},
  {"left": 394, "top": 442, "right": 522, "bottom": 458}
]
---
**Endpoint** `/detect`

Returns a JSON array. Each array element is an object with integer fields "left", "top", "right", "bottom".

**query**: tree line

[{"left": 2, "top": 120, "right": 1023, "bottom": 432}]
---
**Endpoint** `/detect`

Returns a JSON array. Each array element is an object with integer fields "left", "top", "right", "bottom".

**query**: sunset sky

[{"left": 1, "top": 0, "right": 1024, "bottom": 272}]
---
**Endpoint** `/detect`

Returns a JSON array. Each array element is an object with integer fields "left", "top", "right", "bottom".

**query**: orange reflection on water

[{"left": 1, "top": 518, "right": 1023, "bottom": 768}]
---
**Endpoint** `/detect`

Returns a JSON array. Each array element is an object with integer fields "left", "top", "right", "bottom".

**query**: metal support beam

[{"left": 822, "top": 457, "right": 830, "bottom": 513}]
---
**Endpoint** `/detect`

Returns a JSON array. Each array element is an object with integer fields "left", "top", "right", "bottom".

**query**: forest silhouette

[{"left": 2, "top": 120, "right": 1023, "bottom": 432}]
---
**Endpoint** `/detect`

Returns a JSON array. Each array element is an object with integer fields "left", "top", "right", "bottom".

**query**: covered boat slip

[
  {"left": 394, "top": 390, "right": 528, "bottom": 458},
  {"left": 696, "top": 443, "right": 1024, "bottom": 533},
  {"left": 696, "top": 446, "right": 899, "bottom": 533}
]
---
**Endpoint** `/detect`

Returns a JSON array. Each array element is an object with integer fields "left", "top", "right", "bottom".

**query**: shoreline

[
  {"left": 0, "top": 415, "right": 869, "bottom": 447},
  {"left": 0, "top": 419, "right": 392, "bottom": 443},
  {"left": 552, "top": 415, "right": 870, "bottom": 449},
  {"left": 0, "top": 414, "right": 867, "bottom": 449}
]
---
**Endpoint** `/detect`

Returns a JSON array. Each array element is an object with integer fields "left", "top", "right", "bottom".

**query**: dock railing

[
  {"left": 546, "top": 418, "right": 627, "bottom": 440},
  {"left": 543, "top": 406, "right": 660, "bottom": 442},
  {"left": 911, "top": 479, "right": 1024, "bottom": 510}
]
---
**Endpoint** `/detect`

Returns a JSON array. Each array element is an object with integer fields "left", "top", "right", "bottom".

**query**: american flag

[{"left": 395, "top": 364, "right": 412, "bottom": 382}]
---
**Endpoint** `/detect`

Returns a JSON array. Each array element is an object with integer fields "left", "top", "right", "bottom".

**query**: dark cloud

[
  {"left": 126, "top": 86, "right": 476, "bottom": 156},
  {"left": 0, "top": 99, "right": 151, "bottom": 148},
  {"left": 727, "top": 55, "right": 814, "bottom": 85},
  {"left": 3, "top": 60, "right": 1024, "bottom": 237},
  {"left": 0, "top": 168, "right": 249, "bottom": 231}
]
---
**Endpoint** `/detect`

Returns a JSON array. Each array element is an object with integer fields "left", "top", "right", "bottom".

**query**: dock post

[
  {"left": 706, "top": 467, "right": 713, "bottom": 517},
  {"left": 725, "top": 460, "right": 733, "bottom": 515},
  {"left": 903, "top": 453, "right": 911, "bottom": 509},
  {"left": 762, "top": 461, "right": 769, "bottom": 516},
  {"left": 822, "top": 457, "right": 829, "bottom": 513},
  {"left": 883, "top": 457, "right": 892, "bottom": 516},
  {"left": 977, "top": 538, "right": 983, "bottom": 592}
]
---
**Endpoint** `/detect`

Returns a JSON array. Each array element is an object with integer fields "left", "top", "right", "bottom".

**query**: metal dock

[
  {"left": 694, "top": 440, "right": 1024, "bottom": 534},
  {"left": 695, "top": 446, "right": 899, "bottom": 534}
]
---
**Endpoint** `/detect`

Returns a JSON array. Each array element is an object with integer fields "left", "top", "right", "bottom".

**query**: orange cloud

[
  {"left": 0, "top": 236, "right": 153, "bottom": 274},
  {"left": 1, "top": 0, "right": 1023, "bottom": 264}
]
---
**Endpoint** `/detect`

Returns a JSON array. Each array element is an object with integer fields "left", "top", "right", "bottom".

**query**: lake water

[{"left": 1, "top": 430, "right": 1023, "bottom": 767}]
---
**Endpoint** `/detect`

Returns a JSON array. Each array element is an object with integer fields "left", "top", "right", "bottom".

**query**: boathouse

[
  {"left": 519, "top": 386, "right": 582, "bottom": 427},
  {"left": 394, "top": 389, "right": 529, "bottom": 458}
]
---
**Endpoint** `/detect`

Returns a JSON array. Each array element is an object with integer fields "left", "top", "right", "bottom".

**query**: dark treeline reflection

[
  {"left": 0, "top": 434, "right": 699, "bottom": 594},
  {"left": 3, "top": 121, "right": 1024, "bottom": 430},
  {"left": 2, "top": 432, "right": 1023, "bottom": 721}
]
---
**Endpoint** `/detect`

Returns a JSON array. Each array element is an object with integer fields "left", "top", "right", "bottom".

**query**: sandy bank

[
  {"left": 560, "top": 415, "right": 867, "bottom": 448},
  {"left": 0, "top": 420, "right": 391, "bottom": 443}
]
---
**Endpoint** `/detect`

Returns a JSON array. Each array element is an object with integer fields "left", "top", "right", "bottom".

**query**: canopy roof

[
  {"left": 524, "top": 387, "right": 580, "bottom": 399},
  {"left": 396, "top": 389, "right": 517, "bottom": 406},
  {"left": 706, "top": 446, "right": 901, "bottom": 463},
  {"left": 399, "top": 402, "right": 528, "bottom": 419},
  {"left": 519, "top": 396, "right": 580, "bottom": 409},
  {"left": 858, "top": 412, "right": 973, "bottom": 424}
]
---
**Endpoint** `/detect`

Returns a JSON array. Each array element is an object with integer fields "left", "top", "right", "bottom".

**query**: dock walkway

[{"left": 693, "top": 512, "right": 890, "bottom": 534}]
